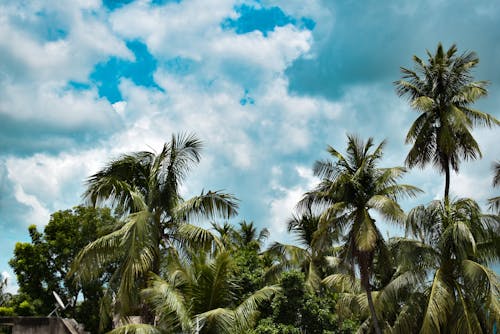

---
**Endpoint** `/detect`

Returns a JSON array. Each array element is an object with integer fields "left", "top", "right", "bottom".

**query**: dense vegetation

[{"left": 2, "top": 44, "right": 499, "bottom": 333}]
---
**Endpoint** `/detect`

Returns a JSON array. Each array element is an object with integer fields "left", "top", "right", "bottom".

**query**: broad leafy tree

[
  {"left": 301, "top": 135, "right": 420, "bottom": 334},
  {"left": 252, "top": 271, "right": 356, "bottom": 334},
  {"left": 9, "top": 206, "right": 116, "bottom": 333},
  {"left": 395, "top": 43, "right": 498, "bottom": 203}
]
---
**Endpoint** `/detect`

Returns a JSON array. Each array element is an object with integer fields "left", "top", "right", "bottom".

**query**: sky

[{"left": 1, "top": 0, "right": 499, "bottom": 292}]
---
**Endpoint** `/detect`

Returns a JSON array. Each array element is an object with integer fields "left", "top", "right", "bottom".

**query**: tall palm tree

[
  {"left": 390, "top": 198, "right": 500, "bottom": 333},
  {"left": 301, "top": 135, "right": 421, "bottom": 334},
  {"left": 395, "top": 43, "right": 498, "bottom": 203},
  {"left": 70, "top": 133, "right": 239, "bottom": 318}
]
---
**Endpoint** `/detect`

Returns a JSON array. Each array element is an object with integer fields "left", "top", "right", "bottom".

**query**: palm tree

[
  {"left": 70, "top": 133, "right": 239, "bottom": 319},
  {"left": 390, "top": 198, "right": 500, "bottom": 333},
  {"left": 228, "top": 220, "right": 269, "bottom": 251},
  {"left": 265, "top": 206, "right": 338, "bottom": 290},
  {"left": 301, "top": 135, "right": 421, "bottom": 334},
  {"left": 395, "top": 43, "right": 499, "bottom": 203},
  {"left": 109, "top": 247, "right": 279, "bottom": 334}
]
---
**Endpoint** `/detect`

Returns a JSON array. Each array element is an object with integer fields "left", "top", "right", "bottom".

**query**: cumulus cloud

[
  {"left": 267, "top": 165, "right": 318, "bottom": 242},
  {"left": 1, "top": 0, "right": 499, "bottom": 292},
  {"left": 0, "top": 1, "right": 132, "bottom": 83},
  {"left": 4, "top": 149, "right": 109, "bottom": 226},
  {"left": 0, "top": 0, "right": 132, "bottom": 155}
]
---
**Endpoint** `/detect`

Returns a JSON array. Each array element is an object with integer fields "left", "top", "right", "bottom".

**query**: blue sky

[{"left": 1, "top": 0, "right": 499, "bottom": 292}]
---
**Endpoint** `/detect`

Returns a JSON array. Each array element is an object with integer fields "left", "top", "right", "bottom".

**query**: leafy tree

[
  {"left": 8, "top": 206, "right": 116, "bottom": 333},
  {"left": 395, "top": 43, "right": 499, "bottom": 203},
  {"left": 301, "top": 135, "right": 420, "bottom": 334},
  {"left": 70, "top": 133, "right": 239, "bottom": 319},
  {"left": 252, "top": 271, "right": 353, "bottom": 334},
  {"left": 388, "top": 198, "right": 500, "bottom": 333},
  {"left": 224, "top": 221, "right": 270, "bottom": 300}
]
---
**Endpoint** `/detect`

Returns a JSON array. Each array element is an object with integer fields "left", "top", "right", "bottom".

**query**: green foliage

[
  {"left": 8, "top": 206, "right": 116, "bottom": 333},
  {"left": 251, "top": 318, "right": 301, "bottom": 334},
  {"left": 300, "top": 135, "right": 419, "bottom": 334},
  {"left": 389, "top": 198, "right": 500, "bottom": 333},
  {"left": 395, "top": 43, "right": 499, "bottom": 201},
  {"left": 232, "top": 247, "right": 266, "bottom": 299},
  {"left": 272, "top": 271, "right": 305, "bottom": 326},
  {"left": 71, "top": 134, "right": 239, "bottom": 320},
  {"left": 15, "top": 300, "right": 36, "bottom": 316},
  {"left": 252, "top": 271, "right": 357, "bottom": 334},
  {"left": 111, "top": 244, "right": 279, "bottom": 334},
  {"left": 0, "top": 307, "right": 15, "bottom": 316}
]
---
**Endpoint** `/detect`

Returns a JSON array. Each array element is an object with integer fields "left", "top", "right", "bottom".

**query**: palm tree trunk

[
  {"left": 444, "top": 158, "right": 450, "bottom": 206},
  {"left": 360, "top": 257, "right": 382, "bottom": 334}
]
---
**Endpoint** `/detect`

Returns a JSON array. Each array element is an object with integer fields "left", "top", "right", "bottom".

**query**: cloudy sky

[{"left": 1, "top": 0, "right": 499, "bottom": 292}]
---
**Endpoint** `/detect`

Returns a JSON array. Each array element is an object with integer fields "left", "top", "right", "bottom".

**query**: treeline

[{"left": 1, "top": 43, "right": 499, "bottom": 334}]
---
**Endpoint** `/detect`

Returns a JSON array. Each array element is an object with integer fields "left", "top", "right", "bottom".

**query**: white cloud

[
  {"left": 0, "top": 82, "right": 120, "bottom": 130},
  {"left": 5, "top": 149, "right": 108, "bottom": 227},
  {"left": 0, "top": 1, "right": 133, "bottom": 153},
  {"left": 110, "top": 0, "right": 312, "bottom": 85},
  {"left": 267, "top": 165, "right": 319, "bottom": 242},
  {"left": 110, "top": 0, "right": 235, "bottom": 59},
  {"left": 12, "top": 184, "right": 51, "bottom": 227},
  {"left": 1, "top": 270, "right": 17, "bottom": 294},
  {"left": 0, "top": 1, "right": 132, "bottom": 83}
]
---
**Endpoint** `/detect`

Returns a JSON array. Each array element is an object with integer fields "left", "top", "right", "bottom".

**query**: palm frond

[
  {"left": 420, "top": 269, "right": 454, "bottom": 334},
  {"left": 174, "top": 190, "right": 239, "bottom": 221},
  {"left": 176, "top": 223, "right": 224, "bottom": 252},
  {"left": 461, "top": 260, "right": 500, "bottom": 326},
  {"left": 233, "top": 285, "right": 281, "bottom": 330},
  {"left": 141, "top": 274, "right": 192, "bottom": 332},
  {"left": 367, "top": 195, "right": 405, "bottom": 223},
  {"left": 322, "top": 273, "right": 361, "bottom": 293}
]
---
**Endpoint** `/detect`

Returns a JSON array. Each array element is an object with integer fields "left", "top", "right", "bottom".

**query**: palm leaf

[
  {"left": 174, "top": 190, "right": 239, "bottom": 221},
  {"left": 419, "top": 269, "right": 453, "bottom": 334}
]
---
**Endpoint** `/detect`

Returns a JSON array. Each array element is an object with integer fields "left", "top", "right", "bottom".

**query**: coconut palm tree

[
  {"left": 265, "top": 206, "right": 339, "bottom": 290},
  {"left": 235, "top": 221, "right": 269, "bottom": 250},
  {"left": 301, "top": 135, "right": 421, "bottom": 334},
  {"left": 395, "top": 43, "right": 499, "bottom": 204},
  {"left": 70, "top": 133, "right": 239, "bottom": 319},
  {"left": 389, "top": 198, "right": 500, "bottom": 333}
]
